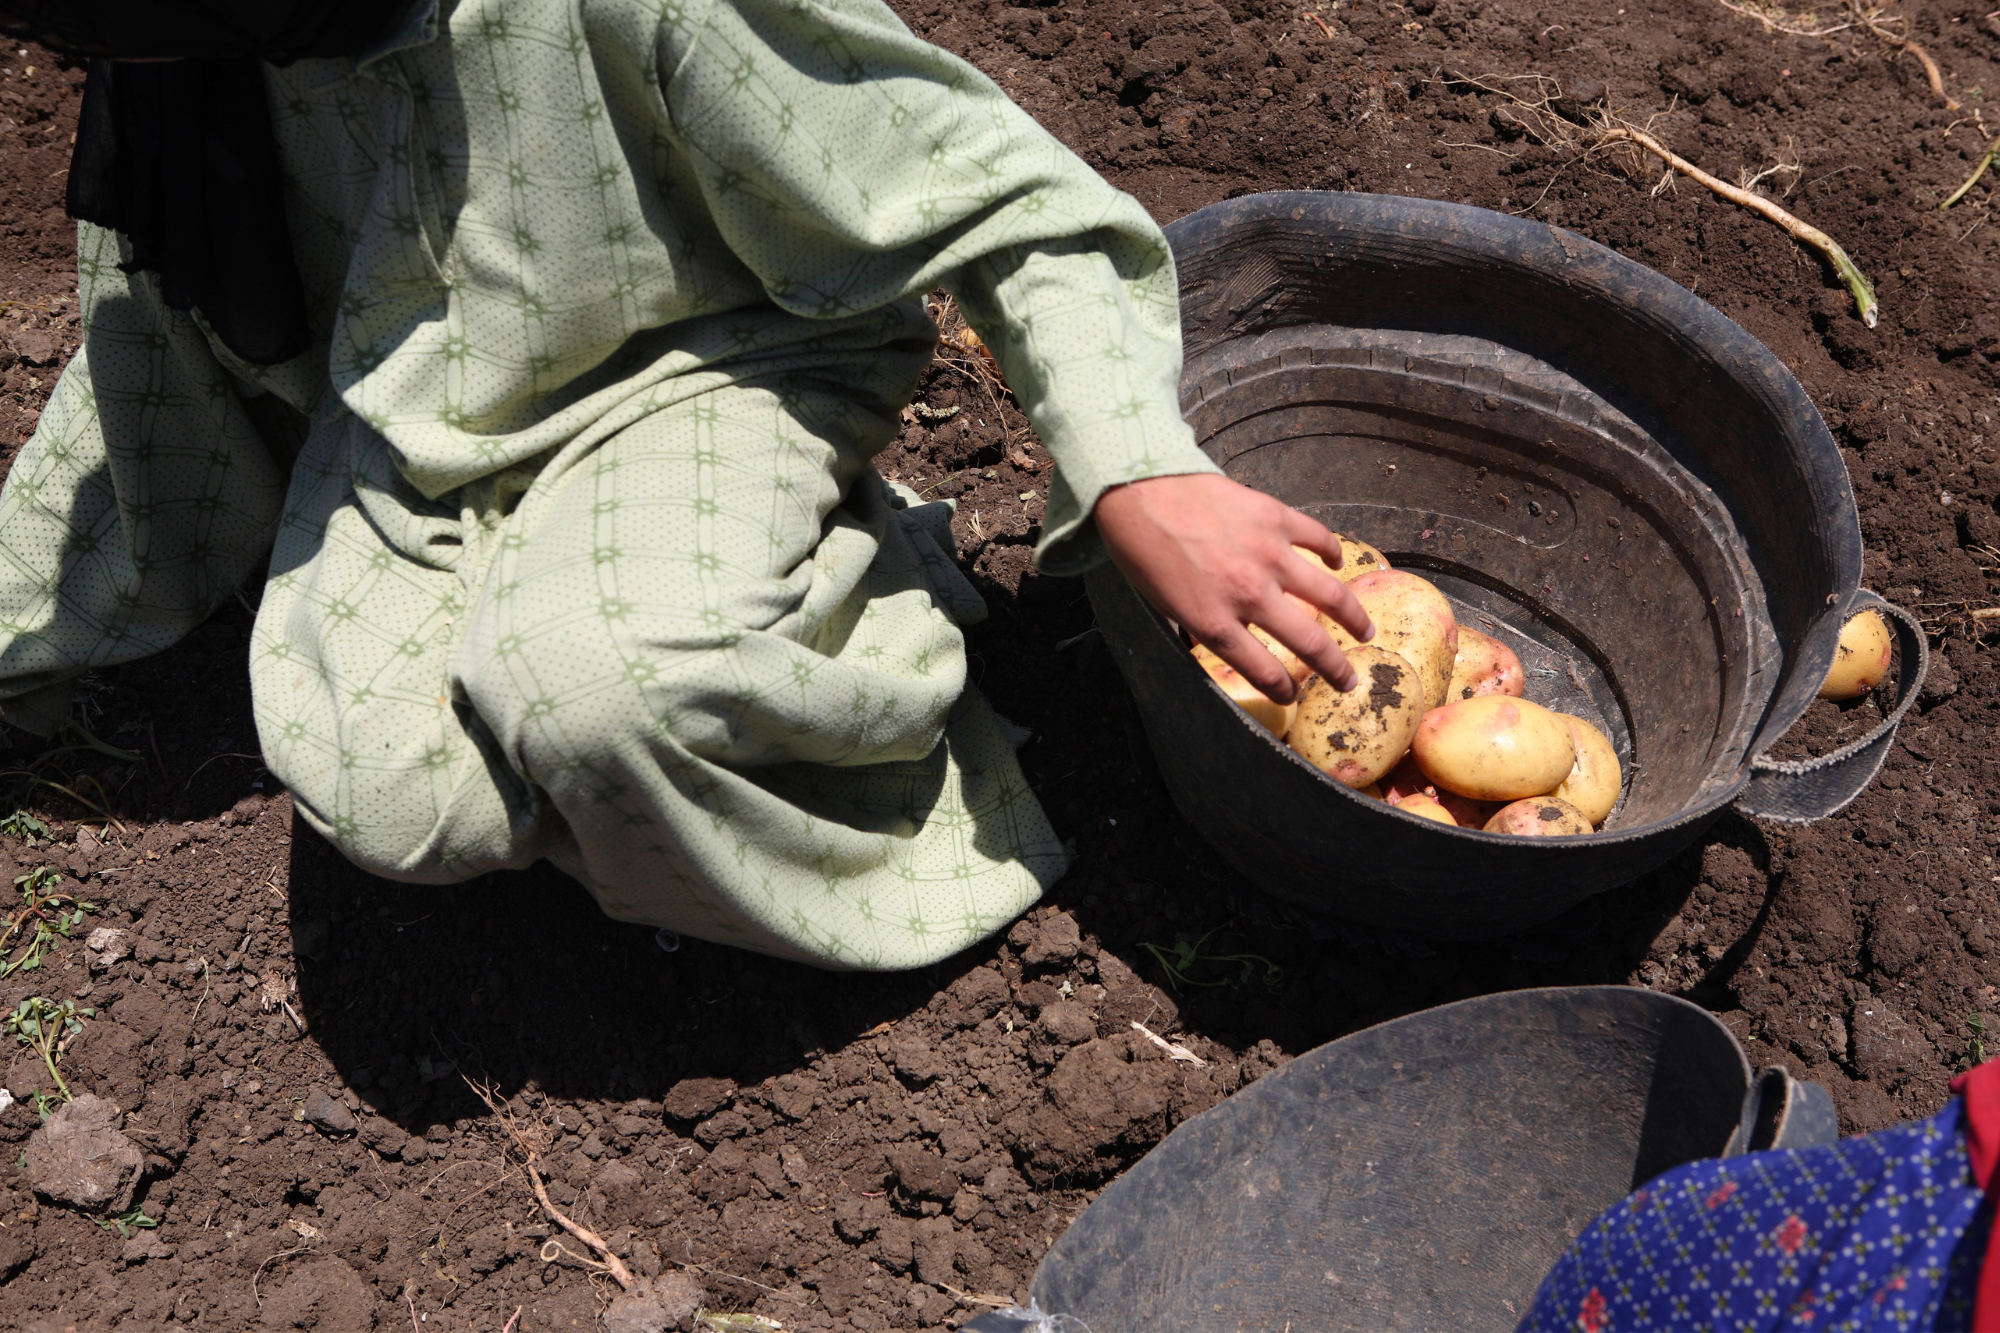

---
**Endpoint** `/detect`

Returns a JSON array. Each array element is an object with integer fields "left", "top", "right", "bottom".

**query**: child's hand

[{"left": 1094, "top": 474, "right": 1375, "bottom": 700}]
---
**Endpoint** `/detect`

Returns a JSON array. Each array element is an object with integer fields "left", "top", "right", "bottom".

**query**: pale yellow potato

[
  {"left": 1319, "top": 569, "right": 1459, "bottom": 709},
  {"left": 1191, "top": 644, "right": 1297, "bottom": 738},
  {"left": 1483, "top": 796, "right": 1593, "bottom": 837},
  {"left": 1390, "top": 791, "right": 1457, "bottom": 825},
  {"left": 1410, "top": 696, "right": 1577, "bottom": 801},
  {"left": 1285, "top": 646, "right": 1424, "bottom": 789},
  {"left": 1552, "top": 713, "right": 1621, "bottom": 826},
  {"left": 1294, "top": 538, "right": 1391, "bottom": 583},
  {"left": 1447, "top": 626, "right": 1525, "bottom": 702},
  {"left": 1819, "top": 609, "right": 1892, "bottom": 700},
  {"left": 1248, "top": 619, "right": 1314, "bottom": 686}
]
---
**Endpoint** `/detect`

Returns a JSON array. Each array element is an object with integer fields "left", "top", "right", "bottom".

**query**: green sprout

[
  {"left": 0, "top": 810, "right": 48, "bottom": 845},
  {"left": 3, "top": 996, "right": 92, "bottom": 1104},
  {"left": 0, "top": 866, "right": 96, "bottom": 980},
  {"left": 1969, "top": 1009, "right": 1988, "bottom": 1069},
  {"left": 90, "top": 1206, "right": 159, "bottom": 1239},
  {"left": 1140, "top": 930, "right": 1284, "bottom": 993}
]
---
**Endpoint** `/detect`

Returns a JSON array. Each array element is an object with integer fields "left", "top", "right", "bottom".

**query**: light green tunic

[{"left": 0, "top": 0, "right": 1219, "bottom": 968}]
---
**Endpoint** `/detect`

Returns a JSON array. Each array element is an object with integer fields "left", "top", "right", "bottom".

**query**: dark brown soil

[{"left": 2, "top": 0, "right": 1999, "bottom": 1327}]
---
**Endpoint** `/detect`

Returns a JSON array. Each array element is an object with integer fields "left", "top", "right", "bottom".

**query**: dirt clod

[
  {"left": 24, "top": 1094, "right": 142, "bottom": 1212},
  {"left": 302, "top": 1085, "right": 357, "bottom": 1136},
  {"left": 604, "top": 1271, "right": 702, "bottom": 1333}
]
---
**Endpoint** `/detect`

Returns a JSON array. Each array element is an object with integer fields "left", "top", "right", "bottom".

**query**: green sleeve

[{"left": 657, "top": 0, "right": 1219, "bottom": 573}]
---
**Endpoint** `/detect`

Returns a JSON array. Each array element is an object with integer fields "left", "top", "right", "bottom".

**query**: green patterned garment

[{"left": 0, "top": 0, "right": 1217, "bottom": 968}]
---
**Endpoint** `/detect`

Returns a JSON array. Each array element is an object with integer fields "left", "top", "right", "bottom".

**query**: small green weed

[
  {"left": 1140, "top": 930, "right": 1283, "bottom": 993},
  {"left": 3, "top": 996, "right": 92, "bottom": 1104},
  {"left": 0, "top": 866, "right": 96, "bottom": 980},
  {"left": 0, "top": 810, "right": 48, "bottom": 845},
  {"left": 90, "top": 1206, "right": 159, "bottom": 1239},
  {"left": 1969, "top": 1009, "right": 1988, "bottom": 1069}
]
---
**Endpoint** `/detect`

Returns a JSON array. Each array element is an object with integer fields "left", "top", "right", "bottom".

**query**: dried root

[
  {"left": 1842, "top": 0, "right": 1957, "bottom": 110},
  {"left": 1440, "top": 73, "right": 1879, "bottom": 325},
  {"left": 462, "top": 1075, "right": 637, "bottom": 1291},
  {"left": 1712, "top": 0, "right": 1957, "bottom": 110},
  {"left": 1596, "top": 124, "right": 1878, "bottom": 326}
]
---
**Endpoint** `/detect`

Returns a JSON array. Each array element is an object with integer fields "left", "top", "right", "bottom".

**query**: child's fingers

[
  {"left": 1252, "top": 594, "right": 1358, "bottom": 693},
  {"left": 1279, "top": 547, "right": 1375, "bottom": 645},
  {"left": 1196, "top": 623, "right": 1302, "bottom": 703},
  {"left": 1282, "top": 510, "right": 1349, "bottom": 574}
]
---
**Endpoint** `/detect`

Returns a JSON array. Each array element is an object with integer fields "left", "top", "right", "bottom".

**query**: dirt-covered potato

[
  {"left": 1191, "top": 644, "right": 1297, "bottom": 737},
  {"left": 1410, "top": 696, "right": 1578, "bottom": 801},
  {"left": 1483, "top": 797, "right": 1593, "bottom": 837},
  {"left": 1390, "top": 790, "right": 1456, "bottom": 824},
  {"left": 1285, "top": 646, "right": 1424, "bottom": 788},
  {"left": 1552, "top": 713, "right": 1621, "bottom": 826},
  {"left": 1447, "top": 626, "right": 1525, "bottom": 701},
  {"left": 1321, "top": 569, "right": 1458, "bottom": 708},
  {"left": 1293, "top": 537, "right": 1390, "bottom": 583},
  {"left": 1819, "top": 609, "right": 1892, "bottom": 700}
]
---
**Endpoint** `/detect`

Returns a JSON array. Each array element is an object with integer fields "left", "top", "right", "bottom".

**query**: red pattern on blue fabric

[{"left": 1517, "top": 1098, "right": 1993, "bottom": 1332}]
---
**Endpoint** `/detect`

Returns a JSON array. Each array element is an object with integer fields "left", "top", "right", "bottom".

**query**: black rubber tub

[
  {"left": 980, "top": 987, "right": 1834, "bottom": 1333},
  {"left": 1087, "top": 191, "right": 1926, "bottom": 938}
]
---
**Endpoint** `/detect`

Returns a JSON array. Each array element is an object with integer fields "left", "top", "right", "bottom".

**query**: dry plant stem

[
  {"left": 463, "top": 1075, "right": 637, "bottom": 1290},
  {"left": 1596, "top": 125, "right": 1879, "bottom": 326},
  {"left": 1941, "top": 133, "right": 2000, "bottom": 210},
  {"left": 525, "top": 1162, "right": 636, "bottom": 1289},
  {"left": 1845, "top": 1, "right": 1957, "bottom": 109},
  {"left": 1712, "top": 0, "right": 1853, "bottom": 37},
  {"left": 502, "top": 1310, "right": 523, "bottom": 1333}
]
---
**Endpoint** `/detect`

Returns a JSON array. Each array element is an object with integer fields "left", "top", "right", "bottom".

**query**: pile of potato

[{"left": 1189, "top": 538, "right": 1621, "bottom": 836}]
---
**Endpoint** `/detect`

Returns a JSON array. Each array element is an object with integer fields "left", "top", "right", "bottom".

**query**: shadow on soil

[{"left": 285, "top": 827, "right": 955, "bottom": 1131}]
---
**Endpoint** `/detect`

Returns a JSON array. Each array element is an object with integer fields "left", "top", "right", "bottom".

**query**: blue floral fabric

[{"left": 1518, "top": 1097, "right": 1994, "bottom": 1332}]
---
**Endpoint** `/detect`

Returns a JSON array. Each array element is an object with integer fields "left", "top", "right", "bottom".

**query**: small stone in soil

[{"left": 302, "top": 1086, "right": 357, "bottom": 1136}]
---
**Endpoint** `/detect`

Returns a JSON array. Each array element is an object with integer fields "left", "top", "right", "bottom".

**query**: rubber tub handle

[
  {"left": 1734, "top": 589, "right": 1929, "bottom": 824},
  {"left": 1723, "top": 1066, "right": 1840, "bottom": 1156}
]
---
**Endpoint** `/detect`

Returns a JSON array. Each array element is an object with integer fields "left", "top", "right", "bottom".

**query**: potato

[
  {"left": 1447, "top": 626, "right": 1525, "bottom": 701},
  {"left": 1295, "top": 538, "right": 1391, "bottom": 583},
  {"left": 1285, "top": 646, "right": 1425, "bottom": 788},
  {"left": 1436, "top": 790, "right": 1503, "bottom": 829},
  {"left": 1248, "top": 621, "right": 1314, "bottom": 686},
  {"left": 1321, "top": 569, "right": 1459, "bottom": 708},
  {"left": 1410, "top": 696, "right": 1578, "bottom": 801},
  {"left": 1484, "top": 797, "right": 1593, "bottom": 837},
  {"left": 1191, "top": 644, "right": 1297, "bottom": 738},
  {"left": 1552, "top": 713, "right": 1621, "bottom": 827},
  {"left": 1379, "top": 754, "right": 1430, "bottom": 804},
  {"left": 1819, "top": 609, "right": 1892, "bottom": 701},
  {"left": 1390, "top": 791, "right": 1457, "bottom": 825}
]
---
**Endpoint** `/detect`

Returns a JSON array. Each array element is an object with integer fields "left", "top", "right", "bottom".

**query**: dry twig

[
  {"left": 1595, "top": 124, "right": 1879, "bottom": 326},
  {"left": 462, "top": 1074, "right": 637, "bottom": 1290},
  {"left": 1712, "top": 0, "right": 1854, "bottom": 37},
  {"left": 1438, "top": 75, "right": 1879, "bottom": 325},
  {"left": 1843, "top": 1, "right": 1957, "bottom": 110},
  {"left": 1131, "top": 1020, "right": 1207, "bottom": 1065}
]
